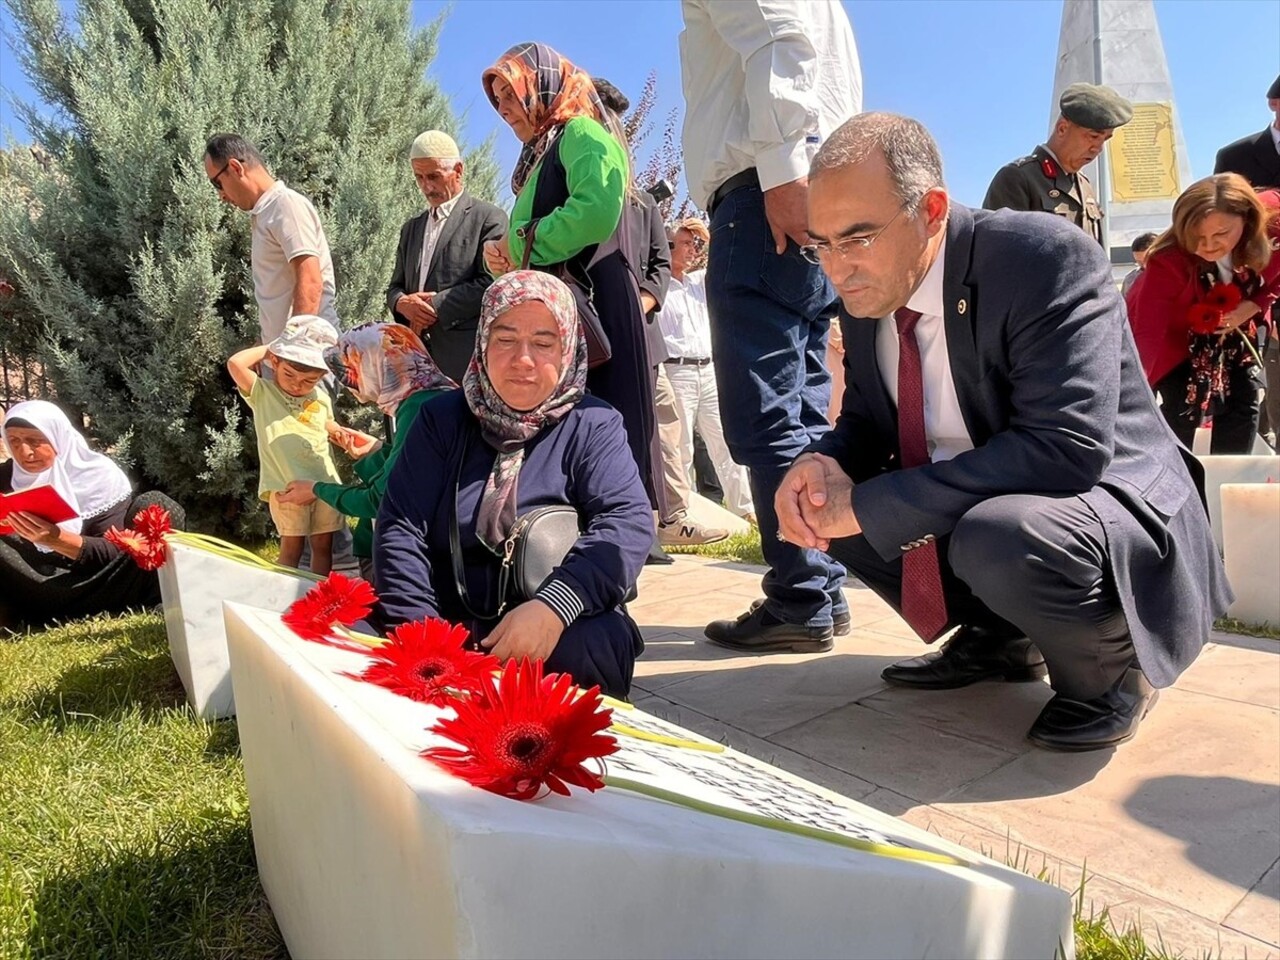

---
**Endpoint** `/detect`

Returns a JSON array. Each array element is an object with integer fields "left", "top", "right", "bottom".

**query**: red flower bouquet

[
  {"left": 1202, "top": 282, "right": 1242, "bottom": 313},
  {"left": 282, "top": 573, "right": 378, "bottom": 643},
  {"left": 104, "top": 504, "right": 173, "bottom": 570},
  {"left": 423, "top": 658, "right": 618, "bottom": 800},
  {"left": 1187, "top": 282, "right": 1243, "bottom": 336},
  {"left": 345, "top": 618, "right": 498, "bottom": 706}
]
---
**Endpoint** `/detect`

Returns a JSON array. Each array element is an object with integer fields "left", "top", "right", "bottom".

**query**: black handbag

[
  {"left": 517, "top": 216, "right": 612, "bottom": 368},
  {"left": 450, "top": 430, "right": 584, "bottom": 621}
]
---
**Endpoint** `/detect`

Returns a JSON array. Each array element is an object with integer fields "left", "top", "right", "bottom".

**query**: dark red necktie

[{"left": 894, "top": 307, "right": 949, "bottom": 642}]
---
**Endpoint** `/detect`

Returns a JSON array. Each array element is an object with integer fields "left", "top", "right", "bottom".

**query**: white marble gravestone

[
  {"left": 158, "top": 539, "right": 317, "bottom": 719},
  {"left": 224, "top": 602, "right": 1073, "bottom": 960},
  {"left": 1221, "top": 484, "right": 1280, "bottom": 628},
  {"left": 1197, "top": 456, "right": 1280, "bottom": 552}
]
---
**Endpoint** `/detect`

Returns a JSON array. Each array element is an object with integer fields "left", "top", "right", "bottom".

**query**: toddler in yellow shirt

[{"left": 228, "top": 315, "right": 344, "bottom": 573}]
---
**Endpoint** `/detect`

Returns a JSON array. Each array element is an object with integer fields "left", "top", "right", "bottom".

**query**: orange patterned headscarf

[{"left": 482, "top": 42, "right": 606, "bottom": 195}]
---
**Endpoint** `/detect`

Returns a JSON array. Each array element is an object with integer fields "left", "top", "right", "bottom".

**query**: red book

[{"left": 0, "top": 484, "right": 79, "bottom": 531}]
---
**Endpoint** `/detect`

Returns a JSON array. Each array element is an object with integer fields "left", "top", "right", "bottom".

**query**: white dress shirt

[
  {"left": 656, "top": 270, "right": 714, "bottom": 360},
  {"left": 417, "top": 193, "right": 461, "bottom": 292},
  {"left": 874, "top": 236, "right": 975, "bottom": 463},
  {"left": 679, "top": 0, "right": 863, "bottom": 208}
]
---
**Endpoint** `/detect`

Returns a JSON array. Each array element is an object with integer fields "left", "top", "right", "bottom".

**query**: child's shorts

[{"left": 268, "top": 492, "right": 344, "bottom": 538}]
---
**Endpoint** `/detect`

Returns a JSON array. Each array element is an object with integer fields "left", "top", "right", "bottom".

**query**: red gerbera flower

[
  {"left": 105, "top": 525, "right": 167, "bottom": 570},
  {"left": 1187, "top": 303, "right": 1222, "bottom": 336},
  {"left": 1202, "top": 282, "right": 1242, "bottom": 312},
  {"left": 345, "top": 618, "right": 498, "bottom": 705},
  {"left": 282, "top": 573, "right": 378, "bottom": 643},
  {"left": 423, "top": 658, "right": 618, "bottom": 801},
  {"left": 132, "top": 504, "right": 172, "bottom": 542}
]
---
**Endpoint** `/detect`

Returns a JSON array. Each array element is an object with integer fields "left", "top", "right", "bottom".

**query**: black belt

[
  {"left": 707, "top": 168, "right": 759, "bottom": 216},
  {"left": 664, "top": 357, "right": 712, "bottom": 366}
]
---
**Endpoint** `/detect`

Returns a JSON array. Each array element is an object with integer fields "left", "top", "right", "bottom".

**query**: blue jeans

[{"left": 705, "top": 183, "right": 846, "bottom": 626}]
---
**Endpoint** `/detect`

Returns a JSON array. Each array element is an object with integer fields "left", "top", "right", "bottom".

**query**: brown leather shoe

[{"left": 880, "top": 625, "right": 1046, "bottom": 689}]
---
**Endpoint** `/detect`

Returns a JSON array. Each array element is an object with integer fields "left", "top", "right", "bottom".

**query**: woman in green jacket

[
  {"left": 480, "top": 42, "right": 658, "bottom": 512},
  {"left": 277, "top": 322, "right": 455, "bottom": 585}
]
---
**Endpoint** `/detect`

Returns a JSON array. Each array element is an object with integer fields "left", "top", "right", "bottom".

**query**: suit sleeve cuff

[{"left": 534, "top": 577, "right": 585, "bottom": 626}]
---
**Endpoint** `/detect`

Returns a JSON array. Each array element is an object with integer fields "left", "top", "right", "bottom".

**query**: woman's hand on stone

[
  {"left": 277, "top": 481, "right": 318, "bottom": 506},
  {"left": 480, "top": 599, "right": 564, "bottom": 663}
]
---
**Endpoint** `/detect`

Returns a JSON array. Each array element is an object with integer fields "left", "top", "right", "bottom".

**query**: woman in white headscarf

[{"left": 0, "top": 401, "right": 184, "bottom": 626}]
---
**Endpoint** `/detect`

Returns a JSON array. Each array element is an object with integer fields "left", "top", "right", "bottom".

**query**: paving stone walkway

[{"left": 630, "top": 555, "right": 1280, "bottom": 957}]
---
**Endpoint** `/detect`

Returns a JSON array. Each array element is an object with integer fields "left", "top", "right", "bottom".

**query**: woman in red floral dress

[{"left": 1126, "top": 174, "right": 1280, "bottom": 454}]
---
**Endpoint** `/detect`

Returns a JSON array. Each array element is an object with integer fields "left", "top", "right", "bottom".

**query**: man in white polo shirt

[{"left": 204, "top": 133, "right": 340, "bottom": 342}]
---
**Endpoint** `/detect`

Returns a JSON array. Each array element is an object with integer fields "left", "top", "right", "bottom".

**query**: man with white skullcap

[{"left": 385, "top": 130, "right": 508, "bottom": 381}]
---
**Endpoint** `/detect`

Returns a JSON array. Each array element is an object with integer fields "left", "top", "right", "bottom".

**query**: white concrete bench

[
  {"left": 158, "top": 539, "right": 316, "bottom": 719},
  {"left": 224, "top": 602, "right": 1072, "bottom": 960},
  {"left": 1221, "top": 483, "right": 1280, "bottom": 628}
]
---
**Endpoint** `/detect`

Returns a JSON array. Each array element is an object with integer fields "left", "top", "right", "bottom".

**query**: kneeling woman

[
  {"left": 1, "top": 401, "right": 184, "bottom": 626},
  {"left": 374, "top": 272, "right": 651, "bottom": 698}
]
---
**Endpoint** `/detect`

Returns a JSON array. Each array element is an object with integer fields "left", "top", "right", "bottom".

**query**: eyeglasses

[
  {"left": 800, "top": 206, "right": 907, "bottom": 265},
  {"left": 209, "top": 161, "right": 231, "bottom": 191}
]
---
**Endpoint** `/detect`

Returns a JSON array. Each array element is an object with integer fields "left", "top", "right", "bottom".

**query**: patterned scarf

[
  {"left": 463, "top": 271, "right": 587, "bottom": 551},
  {"left": 324, "top": 322, "right": 456, "bottom": 417},
  {"left": 482, "top": 42, "right": 607, "bottom": 196}
]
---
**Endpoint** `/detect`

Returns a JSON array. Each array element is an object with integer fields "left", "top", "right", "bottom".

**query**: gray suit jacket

[
  {"left": 811, "top": 203, "right": 1231, "bottom": 688},
  {"left": 386, "top": 192, "right": 508, "bottom": 382}
]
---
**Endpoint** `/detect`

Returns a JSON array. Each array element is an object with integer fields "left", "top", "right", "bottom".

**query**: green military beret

[
  {"left": 1268, "top": 75, "right": 1280, "bottom": 100},
  {"left": 1060, "top": 82, "right": 1133, "bottom": 131}
]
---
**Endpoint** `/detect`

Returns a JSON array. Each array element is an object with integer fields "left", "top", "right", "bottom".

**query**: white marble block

[
  {"left": 1221, "top": 484, "right": 1280, "bottom": 628},
  {"left": 1192, "top": 428, "right": 1274, "bottom": 457},
  {"left": 1197, "top": 456, "right": 1280, "bottom": 551},
  {"left": 224, "top": 602, "right": 1072, "bottom": 960},
  {"left": 158, "top": 540, "right": 316, "bottom": 719}
]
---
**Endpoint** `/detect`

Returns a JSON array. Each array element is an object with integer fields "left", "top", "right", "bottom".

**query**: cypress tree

[{"left": 0, "top": 0, "right": 497, "bottom": 533}]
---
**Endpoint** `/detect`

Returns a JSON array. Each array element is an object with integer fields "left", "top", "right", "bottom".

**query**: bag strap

[
  {"left": 518, "top": 217, "right": 540, "bottom": 271},
  {"left": 449, "top": 428, "right": 514, "bottom": 621}
]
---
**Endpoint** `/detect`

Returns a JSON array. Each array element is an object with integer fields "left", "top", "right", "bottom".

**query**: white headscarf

[{"left": 3, "top": 400, "right": 134, "bottom": 538}]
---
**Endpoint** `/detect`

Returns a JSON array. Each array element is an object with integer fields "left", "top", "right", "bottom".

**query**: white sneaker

[{"left": 658, "top": 520, "right": 730, "bottom": 547}]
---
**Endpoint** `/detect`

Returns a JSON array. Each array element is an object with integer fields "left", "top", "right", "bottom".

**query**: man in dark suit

[
  {"left": 777, "top": 113, "right": 1231, "bottom": 752},
  {"left": 1215, "top": 75, "right": 1280, "bottom": 449},
  {"left": 1213, "top": 75, "right": 1280, "bottom": 190},
  {"left": 386, "top": 130, "right": 508, "bottom": 382}
]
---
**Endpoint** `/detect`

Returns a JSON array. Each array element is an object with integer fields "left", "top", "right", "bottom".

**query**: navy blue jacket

[
  {"left": 374, "top": 391, "right": 652, "bottom": 634},
  {"left": 811, "top": 203, "right": 1231, "bottom": 688}
]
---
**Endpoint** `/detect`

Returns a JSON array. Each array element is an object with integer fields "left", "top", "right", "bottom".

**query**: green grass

[
  {"left": 1213, "top": 616, "right": 1280, "bottom": 641},
  {"left": 0, "top": 613, "right": 285, "bottom": 959},
  {"left": 670, "top": 528, "right": 766, "bottom": 566},
  {"left": 0, "top": 602, "right": 1251, "bottom": 957}
]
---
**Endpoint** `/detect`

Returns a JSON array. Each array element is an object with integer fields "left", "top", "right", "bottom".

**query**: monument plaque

[{"left": 1109, "top": 102, "right": 1180, "bottom": 203}]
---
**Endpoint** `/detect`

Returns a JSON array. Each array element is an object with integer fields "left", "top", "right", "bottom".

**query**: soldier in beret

[{"left": 983, "top": 82, "right": 1133, "bottom": 245}]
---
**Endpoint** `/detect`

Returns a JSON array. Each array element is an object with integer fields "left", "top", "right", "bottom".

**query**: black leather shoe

[
  {"left": 705, "top": 605, "right": 834, "bottom": 653},
  {"left": 1027, "top": 667, "right": 1158, "bottom": 752},
  {"left": 880, "top": 625, "right": 1046, "bottom": 689},
  {"left": 749, "top": 597, "right": 850, "bottom": 636},
  {"left": 645, "top": 543, "right": 674, "bottom": 566}
]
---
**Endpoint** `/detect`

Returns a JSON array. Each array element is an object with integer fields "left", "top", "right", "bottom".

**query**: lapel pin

[
  {"left": 1048, "top": 189, "right": 1060, "bottom": 198},
  {"left": 957, "top": 299, "right": 967, "bottom": 315}
]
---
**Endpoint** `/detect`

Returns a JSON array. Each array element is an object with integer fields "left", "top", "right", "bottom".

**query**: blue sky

[{"left": 2, "top": 0, "right": 1277, "bottom": 206}]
